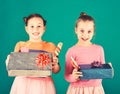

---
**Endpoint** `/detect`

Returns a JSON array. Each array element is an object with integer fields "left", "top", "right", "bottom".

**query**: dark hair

[
  {"left": 23, "top": 13, "right": 47, "bottom": 26},
  {"left": 76, "top": 12, "right": 95, "bottom": 27}
]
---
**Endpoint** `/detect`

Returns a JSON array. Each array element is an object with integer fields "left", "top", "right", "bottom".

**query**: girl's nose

[
  {"left": 33, "top": 27, "right": 38, "bottom": 32},
  {"left": 82, "top": 33, "right": 89, "bottom": 38}
]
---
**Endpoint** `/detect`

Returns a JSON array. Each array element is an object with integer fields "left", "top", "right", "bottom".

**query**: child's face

[
  {"left": 25, "top": 17, "right": 45, "bottom": 40},
  {"left": 75, "top": 20, "right": 94, "bottom": 43}
]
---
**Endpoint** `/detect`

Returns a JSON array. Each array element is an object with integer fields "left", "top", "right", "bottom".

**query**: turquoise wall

[{"left": 0, "top": 0, "right": 120, "bottom": 94}]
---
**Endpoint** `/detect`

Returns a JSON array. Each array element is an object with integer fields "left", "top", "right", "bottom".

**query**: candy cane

[
  {"left": 54, "top": 42, "right": 63, "bottom": 56},
  {"left": 71, "top": 56, "right": 80, "bottom": 70}
]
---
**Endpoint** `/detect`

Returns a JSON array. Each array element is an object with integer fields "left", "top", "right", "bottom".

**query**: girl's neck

[
  {"left": 29, "top": 38, "right": 43, "bottom": 43},
  {"left": 76, "top": 41, "right": 92, "bottom": 47}
]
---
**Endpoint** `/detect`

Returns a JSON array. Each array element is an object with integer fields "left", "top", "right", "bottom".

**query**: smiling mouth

[
  {"left": 81, "top": 38, "right": 89, "bottom": 41},
  {"left": 32, "top": 32, "right": 40, "bottom": 36}
]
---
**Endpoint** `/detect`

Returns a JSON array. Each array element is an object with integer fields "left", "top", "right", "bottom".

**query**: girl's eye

[
  {"left": 30, "top": 26, "right": 34, "bottom": 28},
  {"left": 38, "top": 26, "right": 41, "bottom": 27},
  {"left": 88, "top": 30, "right": 91, "bottom": 33},
  {"left": 80, "top": 30, "right": 84, "bottom": 33}
]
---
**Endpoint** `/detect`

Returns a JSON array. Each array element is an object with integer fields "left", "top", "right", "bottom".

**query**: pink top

[{"left": 64, "top": 44, "right": 105, "bottom": 87}]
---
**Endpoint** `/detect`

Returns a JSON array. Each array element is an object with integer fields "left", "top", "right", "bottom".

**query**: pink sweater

[{"left": 64, "top": 44, "right": 105, "bottom": 87}]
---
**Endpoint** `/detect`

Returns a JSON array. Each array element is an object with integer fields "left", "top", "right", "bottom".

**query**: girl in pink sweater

[{"left": 64, "top": 12, "right": 105, "bottom": 94}]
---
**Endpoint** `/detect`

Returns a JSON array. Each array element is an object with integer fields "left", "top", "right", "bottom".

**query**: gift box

[
  {"left": 79, "top": 63, "right": 114, "bottom": 80},
  {"left": 7, "top": 50, "right": 52, "bottom": 77}
]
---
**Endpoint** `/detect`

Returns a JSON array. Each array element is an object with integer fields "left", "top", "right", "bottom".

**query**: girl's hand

[
  {"left": 52, "top": 56, "right": 59, "bottom": 66},
  {"left": 20, "top": 42, "right": 31, "bottom": 52},
  {"left": 72, "top": 68, "right": 83, "bottom": 80},
  {"left": 6, "top": 55, "right": 10, "bottom": 67},
  {"left": 20, "top": 47, "right": 29, "bottom": 52},
  {"left": 52, "top": 55, "right": 60, "bottom": 73}
]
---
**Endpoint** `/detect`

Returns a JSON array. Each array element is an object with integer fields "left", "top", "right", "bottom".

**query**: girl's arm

[
  {"left": 52, "top": 55, "right": 60, "bottom": 73},
  {"left": 50, "top": 42, "right": 61, "bottom": 73},
  {"left": 5, "top": 42, "right": 21, "bottom": 66},
  {"left": 99, "top": 46, "right": 105, "bottom": 64},
  {"left": 14, "top": 41, "right": 26, "bottom": 52},
  {"left": 64, "top": 49, "right": 78, "bottom": 82}
]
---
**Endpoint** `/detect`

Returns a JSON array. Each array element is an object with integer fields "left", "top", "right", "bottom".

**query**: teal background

[{"left": 0, "top": 0, "right": 120, "bottom": 94}]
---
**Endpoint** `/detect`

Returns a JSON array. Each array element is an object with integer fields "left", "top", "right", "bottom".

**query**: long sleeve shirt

[{"left": 64, "top": 44, "right": 105, "bottom": 87}]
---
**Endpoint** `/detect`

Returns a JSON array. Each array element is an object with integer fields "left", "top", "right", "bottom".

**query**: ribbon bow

[
  {"left": 36, "top": 53, "right": 51, "bottom": 69},
  {"left": 91, "top": 61, "right": 102, "bottom": 68}
]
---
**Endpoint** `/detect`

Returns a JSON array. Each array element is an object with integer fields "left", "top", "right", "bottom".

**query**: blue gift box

[{"left": 79, "top": 63, "right": 114, "bottom": 80}]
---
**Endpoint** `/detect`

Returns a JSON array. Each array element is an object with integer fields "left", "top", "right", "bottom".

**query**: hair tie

[
  {"left": 80, "top": 12, "right": 87, "bottom": 17},
  {"left": 23, "top": 17, "right": 27, "bottom": 23}
]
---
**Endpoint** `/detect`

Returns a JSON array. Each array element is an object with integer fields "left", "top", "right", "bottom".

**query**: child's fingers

[
  {"left": 52, "top": 61, "right": 59, "bottom": 67},
  {"left": 72, "top": 68, "right": 83, "bottom": 80},
  {"left": 76, "top": 71, "right": 82, "bottom": 75},
  {"left": 73, "top": 68, "right": 78, "bottom": 72},
  {"left": 74, "top": 71, "right": 83, "bottom": 76},
  {"left": 74, "top": 72, "right": 83, "bottom": 80},
  {"left": 21, "top": 47, "right": 29, "bottom": 52},
  {"left": 20, "top": 42, "right": 31, "bottom": 52},
  {"left": 72, "top": 69, "right": 83, "bottom": 79},
  {"left": 52, "top": 57, "right": 59, "bottom": 69},
  {"left": 52, "top": 62, "right": 59, "bottom": 69},
  {"left": 53, "top": 56, "right": 58, "bottom": 63},
  {"left": 6, "top": 55, "right": 10, "bottom": 66},
  {"left": 74, "top": 73, "right": 83, "bottom": 80}
]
